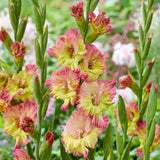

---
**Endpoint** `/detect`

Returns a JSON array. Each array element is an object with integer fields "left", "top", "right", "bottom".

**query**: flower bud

[
  {"left": 119, "top": 75, "right": 140, "bottom": 98},
  {"left": 10, "top": 41, "right": 26, "bottom": 58},
  {"left": 141, "top": 58, "right": 155, "bottom": 87},
  {"left": 39, "top": 131, "right": 54, "bottom": 158},
  {"left": 0, "top": 29, "right": 13, "bottom": 53},
  {"left": 70, "top": 1, "right": 86, "bottom": 35}
]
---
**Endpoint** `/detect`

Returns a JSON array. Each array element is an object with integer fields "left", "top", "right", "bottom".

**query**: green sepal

[
  {"left": 134, "top": 48, "right": 141, "bottom": 75},
  {"left": 141, "top": 58, "right": 155, "bottom": 87},
  {"left": 40, "top": 147, "right": 52, "bottom": 160},
  {"left": 33, "top": 73, "right": 42, "bottom": 106},
  {"left": 16, "top": 0, "right": 21, "bottom": 21},
  {"left": 146, "top": 84, "right": 157, "bottom": 136},
  {"left": 148, "top": 0, "right": 154, "bottom": 12},
  {"left": 34, "top": 7, "right": 43, "bottom": 35},
  {"left": 42, "top": 25, "right": 48, "bottom": 55},
  {"left": 108, "top": 147, "right": 114, "bottom": 160},
  {"left": 121, "top": 136, "right": 133, "bottom": 160},
  {"left": 15, "top": 56, "right": 24, "bottom": 73},
  {"left": 85, "top": 27, "right": 98, "bottom": 44},
  {"left": 118, "top": 95, "right": 128, "bottom": 139},
  {"left": 142, "top": 33, "right": 152, "bottom": 60},
  {"left": 42, "top": 2, "right": 46, "bottom": 29},
  {"left": 41, "top": 56, "right": 47, "bottom": 86},
  {"left": 16, "top": 14, "right": 28, "bottom": 42},
  {"left": 144, "top": 9, "right": 153, "bottom": 34},
  {"left": 138, "top": 23, "right": 144, "bottom": 50},
  {"left": 90, "top": 0, "right": 100, "bottom": 12},
  {"left": 60, "top": 140, "right": 72, "bottom": 160},
  {"left": 146, "top": 119, "right": 156, "bottom": 151},
  {"left": 116, "top": 128, "right": 123, "bottom": 156},
  {"left": 35, "top": 38, "right": 43, "bottom": 69},
  {"left": 103, "top": 123, "right": 113, "bottom": 160},
  {"left": 31, "top": 0, "right": 40, "bottom": 8},
  {"left": 139, "top": 94, "right": 149, "bottom": 120},
  {"left": 76, "top": 16, "right": 86, "bottom": 37},
  {"left": 0, "top": 59, "right": 15, "bottom": 77},
  {"left": 9, "top": 0, "right": 18, "bottom": 33},
  {"left": 143, "top": 0, "right": 147, "bottom": 24},
  {"left": 41, "top": 95, "right": 49, "bottom": 120}
]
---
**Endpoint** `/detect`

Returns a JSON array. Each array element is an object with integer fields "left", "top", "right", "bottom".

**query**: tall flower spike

[
  {"left": 79, "top": 44, "right": 108, "bottom": 81},
  {"left": 48, "top": 28, "right": 86, "bottom": 70},
  {"left": 45, "top": 67, "right": 80, "bottom": 111},
  {"left": 3, "top": 103, "right": 37, "bottom": 149},
  {"left": 114, "top": 102, "right": 140, "bottom": 135},
  {"left": 134, "top": 121, "right": 160, "bottom": 157},
  {"left": 78, "top": 80, "right": 116, "bottom": 128},
  {"left": 85, "top": 11, "right": 111, "bottom": 43},
  {"left": 61, "top": 109, "right": 107, "bottom": 159}
]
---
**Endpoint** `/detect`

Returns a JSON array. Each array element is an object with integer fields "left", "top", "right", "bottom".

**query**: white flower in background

[
  {"left": 92, "top": 41, "right": 110, "bottom": 53},
  {"left": 112, "top": 42, "right": 136, "bottom": 67},
  {"left": 112, "top": 87, "right": 137, "bottom": 105}
]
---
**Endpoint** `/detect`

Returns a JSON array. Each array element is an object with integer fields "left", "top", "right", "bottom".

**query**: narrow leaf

[
  {"left": 103, "top": 123, "right": 113, "bottom": 160},
  {"left": 118, "top": 95, "right": 128, "bottom": 138},
  {"left": 121, "top": 136, "right": 133, "bottom": 160},
  {"left": 116, "top": 128, "right": 123, "bottom": 156},
  {"left": 146, "top": 84, "right": 157, "bottom": 136}
]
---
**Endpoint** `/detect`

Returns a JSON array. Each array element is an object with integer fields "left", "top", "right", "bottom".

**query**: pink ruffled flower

[
  {"left": 48, "top": 28, "right": 86, "bottom": 70},
  {"left": 70, "top": 1, "right": 84, "bottom": 21},
  {"left": 79, "top": 44, "right": 108, "bottom": 81},
  {"left": 135, "top": 120, "right": 160, "bottom": 157},
  {"left": 61, "top": 109, "right": 108, "bottom": 159},
  {"left": 88, "top": 11, "right": 111, "bottom": 35},
  {"left": 114, "top": 102, "right": 139, "bottom": 135},
  {"left": 3, "top": 103, "right": 37, "bottom": 149},
  {"left": 10, "top": 41, "right": 26, "bottom": 58},
  {"left": 78, "top": 80, "right": 116, "bottom": 128},
  {"left": 45, "top": 67, "right": 80, "bottom": 110},
  {"left": 0, "top": 71, "right": 8, "bottom": 90},
  {"left": 14, "top": 149, "right": 33, "bottom": 160}
]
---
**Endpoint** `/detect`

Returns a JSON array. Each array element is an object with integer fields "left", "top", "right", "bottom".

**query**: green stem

[
  {"left": 27, "top": 143, "right": 35, "bottom": 160},
  {"left": 84, "top": 0, "right": 92, "bottom": 42}
]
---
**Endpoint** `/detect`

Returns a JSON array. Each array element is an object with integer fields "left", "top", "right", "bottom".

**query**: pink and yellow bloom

[
  {"left": 114, "top": 102, "right": 140, "bottom": 135},
  {"left": 78, "top": 80, "right": 116, "bottom": 128},
  {"left": 14, "top": 149, "right": 33, "bottom": 160},
  {"left": 61, "top": 109, "right": 108, "bottom": 159},
  {"left": 3, "top": 103, "right": 37, "bottom": 149},
  {"left": 3, "top": 64, "right": 38, "bottom": 104},
  {"left": 0, "top": 71, "right": 8, "bottom": 90},
  {"left": 89, "top": 11, "right": 111, "bottom": 35},
  {"left": 45, "top": 67, "right": 80, "bottom": 110},
  {"left": 48, "top": 28, "right": 86, "bottom": 70},
  {"left": 135, "top": 120, "right": 160, "bottom": 157},
  {"left": 10, "top": 41, "right": 26, "bottom": 58},
  {"left": 79, "top": 44, "right": 108, "bottom": 81}
]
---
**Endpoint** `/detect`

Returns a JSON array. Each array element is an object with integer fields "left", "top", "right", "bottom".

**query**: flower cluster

[
  {"left": 0, "top": 64, "right": 38, "bottom": 151},
  {"left": 46, "top": 22, "right": 116, "bottom": 158}
]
